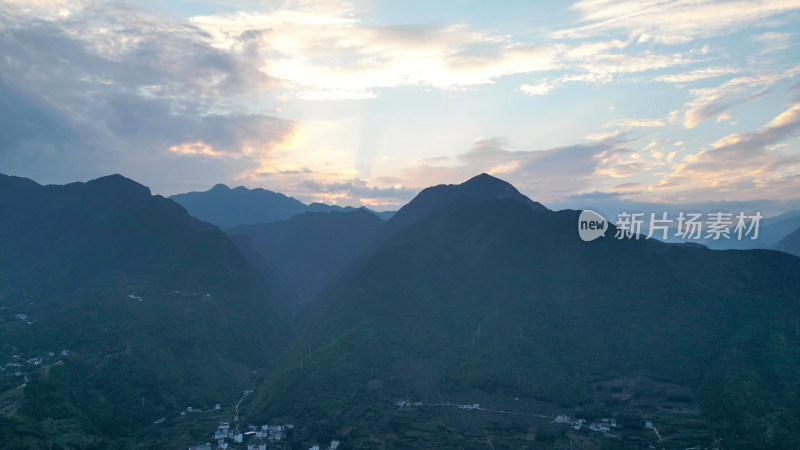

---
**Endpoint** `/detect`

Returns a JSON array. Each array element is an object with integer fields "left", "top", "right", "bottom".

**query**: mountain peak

[
  {"left": 210, "top": 183, "right": 231, "bottom": 191},
  {"left": 86, "top": 174, "right": 151, "bottom": 198},
  {"left": 459, "top": 173, "right": 545, "bottom": 207},
  {"left": 383, "top": 173, "right": 547, "bottom": 234},
  {"left": 465, "top": 172, "right": 502, "bottom": 184}
]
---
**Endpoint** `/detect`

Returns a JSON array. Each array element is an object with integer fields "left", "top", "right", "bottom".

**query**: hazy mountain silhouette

[
  {"left": 684, "top": 209, "right": 800, "bottom": 250},
  {"left": 170, "top": 183, "right": 361, "bottom": 229},
  {"left": 228, "top": 208, "right": 384, "bottom": 304},
  {"left": 775, "top": 225, "right": 800, "bottom": 257}
]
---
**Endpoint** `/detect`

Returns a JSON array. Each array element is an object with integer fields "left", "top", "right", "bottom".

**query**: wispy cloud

[
  {"left": 679, "top": 67, "right": 800, "bottom": 129},
  {"left": 752, "top": 31, "right": 795, "bottom": 53},
  {"left": 553, "top": 0, "right": 800, "bottom": 44},
  {"left": 653, "top": 103, "right": 800, "bottom": 197},
  {"left": 654, "top": 66, "right": 738, "bottom": 84},
  {"left": 603, "top": 118, "right": 666, "bottom": 128}
]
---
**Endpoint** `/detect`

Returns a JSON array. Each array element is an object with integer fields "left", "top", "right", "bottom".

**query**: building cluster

[
  {"left": 13, "top": 313, "right": 34, "bottom": 324},
  {"left": 192, "top": 421, "right": 297, "bottom": 449},
  {"left": 555, "top": 415, "right": 617, "bottom": 433},
  {"left": 2, "top": 349, "right": 69, "bottom": 380},
  {"left": 308, "top": 441, "right": 340, "bottom": 450},
  {"left": 180, "top": 403, "right": 221, "bottom": 416},
  {"left": 394, "top": 399, "right": 423, "bottom": 407}
]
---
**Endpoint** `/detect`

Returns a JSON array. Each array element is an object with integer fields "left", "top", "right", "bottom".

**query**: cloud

[
  {"left": 553, "top": 0, "right": 800, "bottom": 44},
  {"left": 752, "top": 31, "right": 795, "bottom": 53},
  {"left": 680, "top": 67, "right": 800, "bottom": 128},
  {"left": 652, "top": 103, "right": 800, "bottom": 198},
  {"left": 190, "top": 10, "right": 562, "bottom": 96},
  {"left": 520, "top": 81, "right": 559, "bottom": 96},
  {"left": 298, "top": 178, "right": 418, "bottom": 206},
  {"left": 519, "top": 51, "right": 692, "bottom": 95},
  {"left": 653, "top": 66, "right": 737, "bottom": 84},
  {"left": 603, "top": 118, "right": 666, "bottom": 128},
  {"left": 0, "top": 0, "right": 294, "bottom": 193},
  {"left": 188, "top": 4, "right": 694, "bottom": 99},
  {"left": 389, "top": 136, "right": 638, "bottom": 203}
]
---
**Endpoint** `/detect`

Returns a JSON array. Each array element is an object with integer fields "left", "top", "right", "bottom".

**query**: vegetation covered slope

[
  {"left": 250, "top": 197, "right": 800, "bottom": 449},
  {"left": 0, "top": 174, "right": 289, "bottom": 448}
]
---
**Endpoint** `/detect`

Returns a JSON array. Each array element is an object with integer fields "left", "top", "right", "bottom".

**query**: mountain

[
  {"left": 775, "top": 225, "right": 800, "bottom": 257},
  {"left": 228, "top": 208, "right": 384, "bottom": 304},
  {"left": 383, "top": 173, "right": 547, "bottom": 234},
  {"left": 248, "top": 180, "right": 800, "bottom": 449},
  {"left": 371, "top": 210, "right": 396, "bottom": 221},
  {"left": 665, "top": 209, "right": 800, "bottom": 250},
  {"left": 231, "top": 174, "right": 537, "bottom": 307},
  {"left": 170, "top": 184, "right": 359, "bottom": 229},
  {"left": 0, "top": 174, "right": 288, "bottom": 448},
  {"left": 758, "top": 210, "right": 800, "bottom": 246}
]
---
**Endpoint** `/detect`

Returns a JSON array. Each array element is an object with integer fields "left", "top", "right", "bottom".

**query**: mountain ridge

[{"left": 170, "top": 183, "right": 365, "bottom": 229}]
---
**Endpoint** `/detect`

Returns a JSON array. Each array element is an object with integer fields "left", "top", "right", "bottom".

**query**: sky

[{"left": 1, "top": 0, "right": 800, "bottom": 214}]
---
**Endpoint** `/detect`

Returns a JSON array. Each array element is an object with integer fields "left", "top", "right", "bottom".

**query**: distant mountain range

[
  {"left": 170, "top": 183, "right": 394, "bottom": 229},
  {"left": 679, "top": 209, "right": 800, "bottom": 250},
  {"left": 775, "top": 224, "right": 800, "bottom": 257}
]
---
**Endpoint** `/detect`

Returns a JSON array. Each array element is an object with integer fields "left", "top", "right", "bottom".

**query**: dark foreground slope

[
  {"left": 0, "top": 174, "right": 288, "bottom": 448},
  {"left": 249, "top": 196, "right": 800, "bottom": 449}
]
